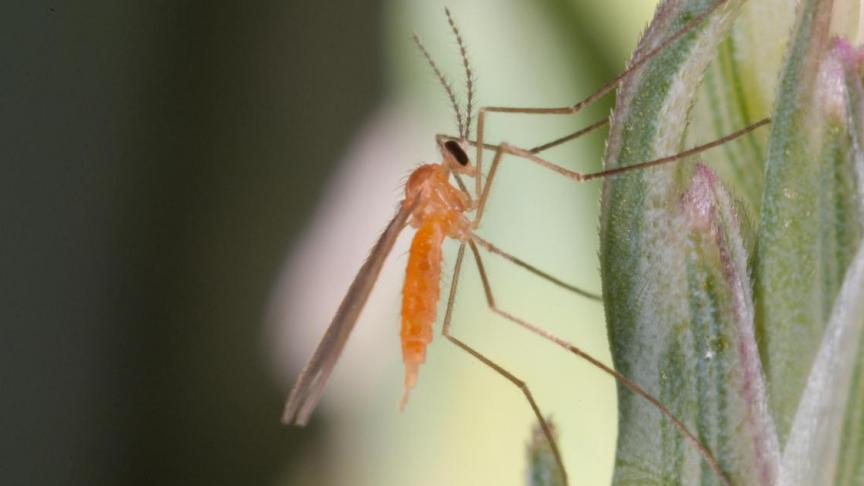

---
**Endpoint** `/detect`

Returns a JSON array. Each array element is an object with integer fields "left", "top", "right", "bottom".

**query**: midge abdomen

[
  {"left": 400, "top": 217, "right": 444, "bottom": 405},
  {"left": 399, "top": 163, "right": 471, "bottom": 406}
]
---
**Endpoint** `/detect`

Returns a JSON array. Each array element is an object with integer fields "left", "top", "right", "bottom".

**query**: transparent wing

[{"left": 282, "top": 203, "right": 413, "bottom": 425}]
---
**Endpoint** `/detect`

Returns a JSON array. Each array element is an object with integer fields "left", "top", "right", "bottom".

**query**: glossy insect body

[{"left": 400, "top": 146, "right": 474, "bottom": 407}]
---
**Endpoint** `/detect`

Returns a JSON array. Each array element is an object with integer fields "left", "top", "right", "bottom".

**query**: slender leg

[
  {"left": 478, "top": 0, "right": 729, "bottom": 117},
  {"left": 459, "top": 0, "right": 752, "bottom": 237},
  {"left": 441, "top": 243, "right": 569, "bottom": 485},
  {"left": 464, "top": 142, "right": 602, "bottom": 301},
  {"left": 528, "top": 118, "right": 609, "bottom": 154},
  {"left": 471, "top": 234, "right": 601, "bottom": 301},
  {"left": 449, "top": 116, "right": 770, "bottom": 189},
  {"left": 471, "top": 0, "right": 730, "bottom": 183},
  {"left": 472, "top": 140, "right": 506, "bottom": 224},
  {"left": 464, "top": 240, "right": 733, "bottom": 486},
  {"left": 459, "top": 122, "right": 770, "bottom": 302}
]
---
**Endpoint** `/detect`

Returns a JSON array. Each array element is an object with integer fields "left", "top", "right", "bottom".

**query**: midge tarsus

[{"left": 283, "top": 5, "right": 768, "bottom": 486}]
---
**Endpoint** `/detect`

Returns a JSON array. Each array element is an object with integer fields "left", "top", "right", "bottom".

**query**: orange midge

[
  {"left": 400, "top": 143, "right": 475, "bottom": 407},
  {"left": 282, "top": 136, "right": 476, "bottom": 425},
  {"left": 281, "top": 9, "right": 482, "bottom": 426}
]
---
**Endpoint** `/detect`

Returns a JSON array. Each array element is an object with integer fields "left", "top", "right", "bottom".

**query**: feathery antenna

[
  {"left": 413, "top": 33, "right": 465, "bottom": 138},
  {"left": 444, "top": 7, "right": 474, "bottom": 139}
]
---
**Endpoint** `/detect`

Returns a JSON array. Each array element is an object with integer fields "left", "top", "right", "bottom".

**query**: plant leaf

[
  {"left": 598, "top": 0, "right": 777, "bottom": 483},
  {"left": 526, "top": 422, "right": 566, "bottom": 486},
  {"left": 752, "top": 0, "right": 862, "bottom": 442},
  {"left": 688, "top": 0, "right": 796, "bottom": 215},
  {"left": 775, "top": 37, "right": 864, "bottom": 486},
  {"left": 778, "top": 239, "right": 864, "bottom": 486},
  {"left": 681, "top": 165, "right": 780, "bottom": 485},
  {"left": 834, "top": 43, "right": 864, "bottom": 483}
]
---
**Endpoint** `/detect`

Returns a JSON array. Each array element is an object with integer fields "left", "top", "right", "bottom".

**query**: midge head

[
  {"left": 440, "top": 138, "right": 474, "bottom": 176},
  {"left": 413, "top": 7, "right": 476, "bottom": 176}
]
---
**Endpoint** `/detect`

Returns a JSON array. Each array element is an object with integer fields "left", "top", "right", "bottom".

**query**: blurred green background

[{"left": 2, "top": 1, "right": 656, "bottom": 485}]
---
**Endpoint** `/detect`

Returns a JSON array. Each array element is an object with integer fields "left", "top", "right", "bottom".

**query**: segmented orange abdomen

[{"left": 400, "top": 216, "right": 448, "bottom": 407}]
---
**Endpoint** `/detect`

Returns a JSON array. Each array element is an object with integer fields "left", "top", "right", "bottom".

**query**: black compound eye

[{"left": 444, "top": 140, "right": 469, "bottom": 166}]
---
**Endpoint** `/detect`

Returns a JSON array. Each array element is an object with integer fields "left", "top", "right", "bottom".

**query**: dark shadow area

[{"left": 1, "top": 2, "right": 382, "bottom": 485}]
